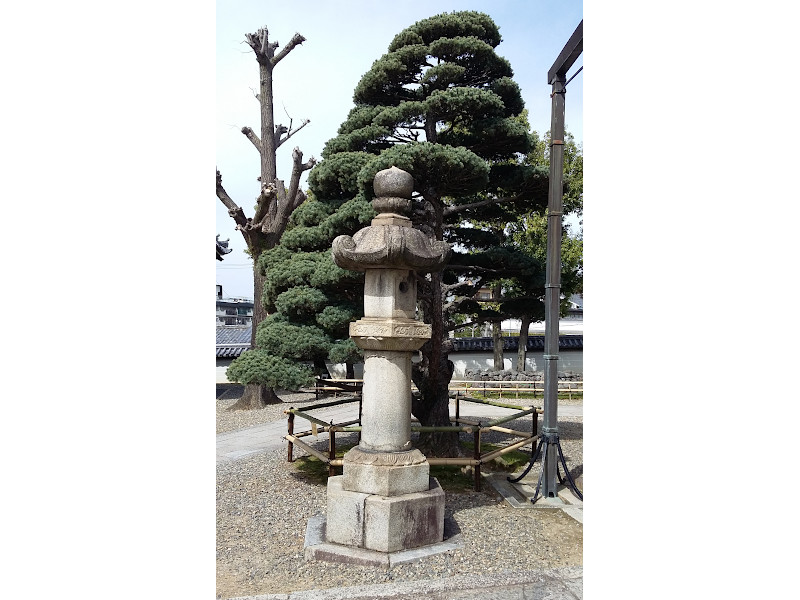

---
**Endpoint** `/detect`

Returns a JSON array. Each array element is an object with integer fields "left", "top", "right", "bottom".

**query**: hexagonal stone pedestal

[{"left": 326, "top": 476, "right": 445, "bottom": 553}]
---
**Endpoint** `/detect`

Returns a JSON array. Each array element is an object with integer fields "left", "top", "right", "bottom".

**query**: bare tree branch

[
  {"left": 216, "top": 170, "right": 249, "bottom": 229},
  {"left": 245, "top": 27, "right": 281, "bottom": 64},
  {"left": 285, "top": 147, "right": 316, "bottom": 215},
  {"left": 248, "top": 180, "right": 276, "bottom": 231},
  {"left": 276, "top": 118, "right": 310, "bottom": 148},
  {"left": 263, "top": 182, "right": 286, "bottom": 233},
  {"left": 273, "top": 124, "right": 289, "bottom": 148},
  {"left": 290, "top": 188, "right": 307, "bottom": 212},
  {"left": 272, "top": 33, "right": 306, "bottom": 65},
  {"left": 240, "top": 126, "right": 263, "bottom": 154},
  {"left": 245, "top": 29, "right": 270, "bottom": 64}
]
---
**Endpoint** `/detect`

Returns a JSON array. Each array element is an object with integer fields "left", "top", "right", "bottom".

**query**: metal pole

[
  {"left": 508, "top": 21, "right": 582, "bottom": 503},
  {"left": 542, "top": 72, "right": 566, "bottom": 499}
]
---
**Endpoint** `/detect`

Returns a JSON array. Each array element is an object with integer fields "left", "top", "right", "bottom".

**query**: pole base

[{"left": 507, "top": 433, "right": 582, "bottom": 504}]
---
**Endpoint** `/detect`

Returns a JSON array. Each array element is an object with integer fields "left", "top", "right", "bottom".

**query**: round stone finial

[
  {"left": 332, "top": 162, "right": 452, "bottom": 272},
  {"left": 373, "top": 166, "right": 414, "bottom": 199}
]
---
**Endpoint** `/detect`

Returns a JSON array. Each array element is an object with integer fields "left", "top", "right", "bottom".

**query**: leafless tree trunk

[{"left": 216, "top": 26, "right": 316, "bottom": 410}]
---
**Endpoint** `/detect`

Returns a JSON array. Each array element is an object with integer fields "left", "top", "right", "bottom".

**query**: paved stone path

[
  {"left": 229, "top": 567, "right": 584, "bottom": 599},
  {"left": 217, "top": 402, "right": 361, "bottom": 464}
]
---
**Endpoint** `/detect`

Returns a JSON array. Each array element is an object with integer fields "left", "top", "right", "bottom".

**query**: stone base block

[
  {"left": 342, "top": 447, "right": 430, "bottom": 496},
  {"left": 325, "top": 476, "right": 445, "bottom": 554},
  {"left": 305, "top": 513, "right": 463, "bottom": 567},
  {"left": 325, "top": 477, "right": 370, "bottom": 547},
  {"left": 364, "top": 478, "right": 445, "bottom": 552}
]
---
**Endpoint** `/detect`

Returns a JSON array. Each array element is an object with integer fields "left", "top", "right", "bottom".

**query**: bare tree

[{"left": 216, "top": 26, "right": 316, "bottom": 409}]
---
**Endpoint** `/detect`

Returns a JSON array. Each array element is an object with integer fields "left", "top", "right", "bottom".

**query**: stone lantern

[{"left": 323, "top": 166, "right": 451, "bottom": 554}]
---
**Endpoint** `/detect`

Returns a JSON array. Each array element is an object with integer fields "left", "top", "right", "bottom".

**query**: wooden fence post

[
  {"left": 474, "top": 428, "right": 482, "bottom": 492},
  {"left": 328, "top": 425, "right": 336, "bottom": 477},
  {"left": 287, "top": 411, "right": 295, "bottom": 462}
]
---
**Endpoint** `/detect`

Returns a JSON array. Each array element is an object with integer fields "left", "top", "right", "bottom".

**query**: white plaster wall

[
  {"left": 217, "top": 350, "right": 582, "bottom": 384},
  {"left": 448, "top": 350, "right": 583, "bottom": 377},
  {"left": 327, "top": 350, "right": 582, "bottom": 379},
  {"left": 217, "top": 359, "right": 234, "bottom": 383}
]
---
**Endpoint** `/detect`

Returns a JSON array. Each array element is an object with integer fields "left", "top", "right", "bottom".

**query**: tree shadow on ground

[{"left": 216, "top": 383, "right": 244, "bottom": 400}]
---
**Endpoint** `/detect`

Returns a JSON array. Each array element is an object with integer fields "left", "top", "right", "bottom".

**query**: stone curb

[{"left": 227, "top": 566, "right": 582, "bottom": 599}]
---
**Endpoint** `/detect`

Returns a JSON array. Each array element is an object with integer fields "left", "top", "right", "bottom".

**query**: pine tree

[
  {"left": 228, "top": 155, "right": 378, "bottom": 390},
  {"left": 308, "top": 11, "right": 551, "bottom": 455}
]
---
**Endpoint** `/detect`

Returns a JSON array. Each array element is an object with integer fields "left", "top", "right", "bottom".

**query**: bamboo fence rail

[
  {"left": 309, "top": 378, "right": 583, "bottom": 400},
  {"left": 284, "top": 393, "right": 548, "bottom": 491}
]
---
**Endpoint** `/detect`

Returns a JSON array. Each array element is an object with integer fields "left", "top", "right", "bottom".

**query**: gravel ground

[
  {"left": 216, "top": 388, "right": 583, "bottom": 599},
  {"left": 216, "top": 388, "right": 318, "bottom": 434}
]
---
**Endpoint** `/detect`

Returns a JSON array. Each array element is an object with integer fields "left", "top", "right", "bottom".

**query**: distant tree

[
  {"left": 505, "top": 127, "right": 583, "bottom": 371},
  {"left": 216, "top": 26, "right": 316, "bottom": 410},
  {"left": 503, "top": 212, "right": 582, "bottom": 371},
  {"left": 453, "top": 123, "right": 583, "bottom": 372},
  {"left": 307, "top": 11, "right": 550, "bottom": 455}
]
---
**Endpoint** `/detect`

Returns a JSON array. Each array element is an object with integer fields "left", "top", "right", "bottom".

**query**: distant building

[{"left": 216, "top": 285, "right": 254, "bottom": 326}]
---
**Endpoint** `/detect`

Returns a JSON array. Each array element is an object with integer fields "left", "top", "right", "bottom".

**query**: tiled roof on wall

[
  {"left": 216, "top": 325, "right": 251, "bottom": 358},
  {"left": 216, "top": 328, "right": 582, "bottom": 359},
  {"left": 451, "top": 335, "right": 582, "bottom": 352}
]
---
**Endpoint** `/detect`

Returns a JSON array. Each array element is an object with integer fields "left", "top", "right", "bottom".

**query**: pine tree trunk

[
  {"left": 313, "top": 357, "right": 332, "bottom": 378},
  {"left": 228, "top": 384, "right": 283, "bottom": 410},
  {"left": 516, "top": 315, "right": 531, "bottom": 372},
  {"left": 411, "top": 270, "right": 460, "bottom": 457},
  {"left": 412, "top": 343, "right": 459, "bottom": 457}
]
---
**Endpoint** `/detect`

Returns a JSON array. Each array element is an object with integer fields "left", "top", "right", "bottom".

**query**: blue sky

[{"left": 216, "top": 0, "right": 583, "bottom": 299}]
